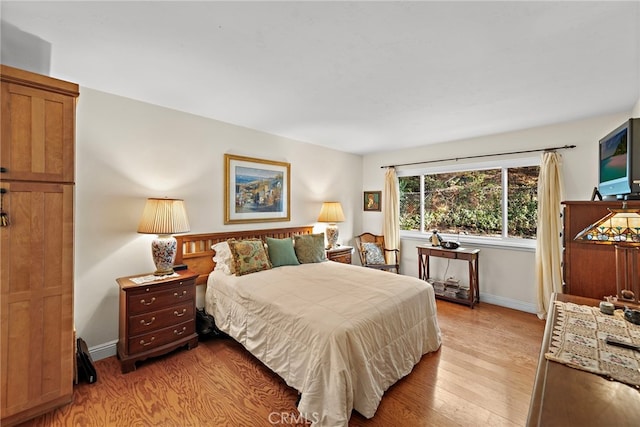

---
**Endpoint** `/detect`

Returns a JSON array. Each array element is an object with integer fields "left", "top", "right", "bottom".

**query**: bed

[{"left": 175, "top": 226, "right": 441, "bottom": 426}]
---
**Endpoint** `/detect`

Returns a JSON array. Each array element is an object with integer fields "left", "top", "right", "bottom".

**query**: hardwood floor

[{"left": 22, "top": 300, "right": 545, "bottom": 426}]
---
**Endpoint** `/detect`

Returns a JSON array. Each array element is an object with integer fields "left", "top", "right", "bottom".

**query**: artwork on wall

[
  {"left": 363, "top": 191, "right": 381, "bottom": 212},
  {"left": 224, "top": 154, "right": 291, "bottom": 224}
]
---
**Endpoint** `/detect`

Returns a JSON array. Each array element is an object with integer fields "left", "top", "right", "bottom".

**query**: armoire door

[
  {"left": 0, "top": 181, "right": 74, "bottom": 424},
  {"left": 1, "top": 66, "right": 76, "bottom": 184}
]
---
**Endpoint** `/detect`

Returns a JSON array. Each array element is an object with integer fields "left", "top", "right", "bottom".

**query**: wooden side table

[
  {"left": 326, "top": 246, "right": 353, "bottom": 264},
  {"left": 116, "top": 269, "right": 199, "bottom": 373},
  {"left": 417, "top": 245, "right": 480, "bottom": 308}
]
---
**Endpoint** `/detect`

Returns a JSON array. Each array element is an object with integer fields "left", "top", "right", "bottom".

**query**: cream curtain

[
  {"left": 383, "top": 167, "right": 400, "bottom": 266},
  {"left": 535, "top": 151, "right": 565, "bottom": 319}
]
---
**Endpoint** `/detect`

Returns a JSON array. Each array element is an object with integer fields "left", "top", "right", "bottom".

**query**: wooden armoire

[
  {"left": 1, "top": 65, "right": 78, "bottom": 426},
  {"left": 562, "top": 200, "right": 640, "bottom": 300}
]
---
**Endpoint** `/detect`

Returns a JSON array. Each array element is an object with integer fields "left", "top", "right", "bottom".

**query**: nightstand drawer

[
  {"left": 129, "top": 303, "right": 194, "bottom": 335},
  {"left": 331, "top": 252, "right": 351, "bottom": 264},
  {"left": 127, "top": 282, "right": 195, "bottom": 315},
  {"left": 128, "top": 320, "right": 195, "bottom": 354}
]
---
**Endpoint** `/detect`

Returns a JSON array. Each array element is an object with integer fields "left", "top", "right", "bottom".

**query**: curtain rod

[{"left": 380, "top": 144, "right": 576, "bottom": 169}]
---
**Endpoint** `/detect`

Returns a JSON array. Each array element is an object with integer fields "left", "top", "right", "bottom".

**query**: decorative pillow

[
  {"left": 211, "top": 241, "right": 235, "bottom": 275},
  {"left": 362, "top": 242, "right": 385, "bottom": 265},
  {"left": 294, "top": 233, "right": 327, "bottom": 264},
  {"left": 228, "top": 238, "right": 272, "bottom": 276},
  {"left": 266, "top": 237, "right": 300, "bottom": 268}
]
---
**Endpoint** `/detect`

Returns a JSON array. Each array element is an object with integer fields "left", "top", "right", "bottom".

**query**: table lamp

[
  {"left": 137, "top": 198, "right": 190, "bottom": 275},
  {"left": 574, "top": 202, "right": 640, "bottom": 303},
  {"left": 317, "top": 201, "right": 345, "bottom": 249}
]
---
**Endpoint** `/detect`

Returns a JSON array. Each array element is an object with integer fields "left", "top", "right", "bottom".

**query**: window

[{"left": 399, "top": 158, "right": 540, "bottom": 243}]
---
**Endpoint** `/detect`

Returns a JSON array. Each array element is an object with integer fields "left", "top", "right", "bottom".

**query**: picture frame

[
  {"left": 363, "top": 191, "right": 381, "bottom": 212},
  {"left": 224, "top": 154, "right": 291, "bottom": 224}
]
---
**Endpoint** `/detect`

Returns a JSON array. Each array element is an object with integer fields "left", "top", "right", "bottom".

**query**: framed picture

[
  {"left": 224, "top": 154, "right": 291, "bottom": 224},
  {"left": 363, "top": 191, "right": 381, "bottom": 212}
]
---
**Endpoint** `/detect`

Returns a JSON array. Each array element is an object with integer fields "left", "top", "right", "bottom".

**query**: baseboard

[
  {"left": 89, "top": 339, "right": 118, "bottom": 361},
  {"left": 479, "top": 292, "right": 537, "bottom": 314}
]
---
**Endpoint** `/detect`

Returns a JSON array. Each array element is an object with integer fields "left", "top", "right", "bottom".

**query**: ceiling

[{"left": 2, "top": 1, "right": 639, "bottom": 155}]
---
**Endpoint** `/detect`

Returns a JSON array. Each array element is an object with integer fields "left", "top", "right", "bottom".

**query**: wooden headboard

[{"left": 174, "top": 225, "right": 315, "bottom": 285}]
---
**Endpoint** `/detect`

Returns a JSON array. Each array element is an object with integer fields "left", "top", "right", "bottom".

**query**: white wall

[
  {"left": 632, "top": 98, "right": 640, "bottom": 117},
  {"left": 74, "top": 88, "right": 362, "bottom": 358},
  {"left": 361, "top": 112, "right": 631, "bottom": 313},
  {"left": 71, "top": 87, "right": 640, "bottom": 358}
]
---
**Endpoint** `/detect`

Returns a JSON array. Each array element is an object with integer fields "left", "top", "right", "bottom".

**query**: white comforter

[{"left": 206, "top": 261, "right": 441, "bottom": 426}]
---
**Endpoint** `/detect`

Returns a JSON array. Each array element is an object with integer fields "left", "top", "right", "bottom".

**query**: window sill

[{"left": 400, "top": 230, "right": 536, "bottom": 252}]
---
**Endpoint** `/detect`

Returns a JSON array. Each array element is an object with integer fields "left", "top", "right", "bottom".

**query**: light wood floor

[{"left": 22, "top": 300, "right": 545, "bottom": 426}]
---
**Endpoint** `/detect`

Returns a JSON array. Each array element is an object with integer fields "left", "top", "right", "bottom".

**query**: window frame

[{"left": 397, "top": 156, "right": 540, "bottom": 251}]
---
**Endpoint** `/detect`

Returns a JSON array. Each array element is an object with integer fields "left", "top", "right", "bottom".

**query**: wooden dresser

[
  {"left": 117, "top": 269, "right": 199, "bottom": 373},
  {"left": 562, "top": 200, "right": 640, "bottom": 299},
  {"left": 1, "top": 65, "right": 78, "bottom": 426},
  {"left": 527, "top": 293, "right": 640, "bottom": 426}
]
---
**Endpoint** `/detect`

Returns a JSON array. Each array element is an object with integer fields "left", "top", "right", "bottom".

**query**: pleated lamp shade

[
  {"left": 317, "top": 202, "right": 345, "bottom": 224},
  {"left": 137, "top": 198, "right": 190, "bottom": 275},
  {"left": 137, "top": 198, "right": 190, "bottom": 235}
]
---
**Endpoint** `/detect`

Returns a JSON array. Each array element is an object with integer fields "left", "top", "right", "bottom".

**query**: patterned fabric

[
  {"left": 266, "top": 237, "right": 300, "bottom": 267},
  {"left": 228, "top": 239, "right": 272, "bottom": 276},
  {"left": 545, "top": 301, "right": 640, "bottom": 387},
  {"left": 294, "top": 233, "right": 326, "bottom": 263},
  {"left": 362, "top": 242, "right": 385, "bottom": 265},
  {"left": 211, "top": 241, "right": 235, "bottom": 275}
]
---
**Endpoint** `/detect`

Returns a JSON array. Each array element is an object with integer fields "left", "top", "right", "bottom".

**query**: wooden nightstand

[
  {"left": 116, "top": 269, "right": 199, "bottom": 373},
  {"left": 326, "top": 246, "right": 353, "bottom": 264}
]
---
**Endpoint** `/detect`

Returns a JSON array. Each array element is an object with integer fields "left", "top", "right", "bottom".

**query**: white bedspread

[{"left": 206, "top": 261, "right": 441, "bottom": 426}]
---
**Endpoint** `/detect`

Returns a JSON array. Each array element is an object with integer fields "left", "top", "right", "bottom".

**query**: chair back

[
  {"left": 355, "top": 232, "right": 388, "bottom": 265},
  {"left": 355, "top": 232, "right": 400, "bottom": 273}
]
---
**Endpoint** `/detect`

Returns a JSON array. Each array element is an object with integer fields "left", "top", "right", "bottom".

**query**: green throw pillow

[
  {"left": 266, "top": 237, "right": 300, "bottom": 268},
  {"left": 294, "top": 233, "right": 327, "bottom": 264}
]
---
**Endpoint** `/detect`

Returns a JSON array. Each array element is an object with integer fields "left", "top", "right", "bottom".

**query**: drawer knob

[
  {"left": 140, "top": 317, "right": 156, "bottom": 326},
  {"left": 174, "top": 327, "right": 187, "bottom": 336},
  {"left": 140, "top": 337, "right": 155, "bottom": 346},
  {"left": 140, "top": 297, "right": 156, "bottom": 306},
  {"left": 174, "top": 309, "right": 187, "bottom": 317},
  {"left": 174, "top": 290, "right": 187, "bottom": 298}
]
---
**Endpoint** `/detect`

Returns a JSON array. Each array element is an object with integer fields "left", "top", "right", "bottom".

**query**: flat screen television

[{"left": 598, "top": 118, "right": 640, "bottom": 200}]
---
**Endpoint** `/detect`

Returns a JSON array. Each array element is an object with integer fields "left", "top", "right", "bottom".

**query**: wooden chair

[{"left": 354, "top": 232, "right": 400, "bottom": 273}]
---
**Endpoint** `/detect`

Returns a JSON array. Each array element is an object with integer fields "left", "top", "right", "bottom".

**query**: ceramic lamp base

[
  {"left": 151, "top": 234, "right": 177, "bottom": 275},
  {"left": 326, "top": 224, "right": 339, "bottom": 249}
]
